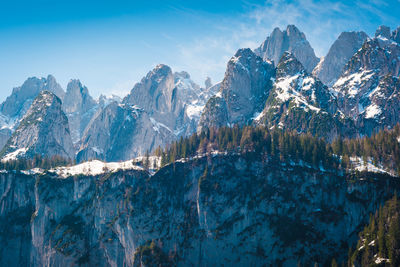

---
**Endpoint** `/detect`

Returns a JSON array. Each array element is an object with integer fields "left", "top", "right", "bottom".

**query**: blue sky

[{"left": 0, "top": 0, "right": 399, "bottom": 102}]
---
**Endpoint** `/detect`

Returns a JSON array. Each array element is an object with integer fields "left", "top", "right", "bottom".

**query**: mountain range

[
  {"left": 1, "top": 24, "right": 400, "bottom": 266},
  {"left": 1, "top": 24, "right": 399, "bottom": 162}
]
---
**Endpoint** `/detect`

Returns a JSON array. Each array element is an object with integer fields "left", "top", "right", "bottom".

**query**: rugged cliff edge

[{"left": 0, "top": 154, "right": 399, "bottom": 266}]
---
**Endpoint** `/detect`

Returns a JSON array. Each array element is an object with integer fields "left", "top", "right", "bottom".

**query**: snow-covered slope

[
  {"left": 255, "top": 52, "right": 355, "bottom": 140},
  {"left": 50, "top": 159, "right": 144, "bottom": 177},
  {"left": 332, "top": 26, "right": 400, "bottom": 135}
]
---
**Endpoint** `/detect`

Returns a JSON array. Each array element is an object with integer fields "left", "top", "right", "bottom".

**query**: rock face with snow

[
  {"left": 77, "top": 102, "right": 174, "bottom": 162},
  {"left": 255, "top": 25, "right": 319, "bottom": 72},
  {"left": 0, "top": 154, "right": 399, "bottom": 266},
  {"left": 332, "top": 26, "right": 400, "bottom": 135},
  {"left": 198, "top": 48, "right": 274, "bottom": 132},
  {"left": 0, "top": 91, "right": 75, "bottom": 160},
  {"left": 256, "top": 52, "right": 355, "bottom": 140},
  {"left": 0, "top": 75, "right": 67, "bottom": 152},
  {"left": 313, "top": 31, "right": 368, "bottom": 86},
  {"left": 0, "top": 75, "right": 64, "bottom": 120},
  {"left": 78, "top": 65, "right": 210, "bottom": 162},
  {"left": 63, "top": 79, "right": 98, "bottom": 144}
]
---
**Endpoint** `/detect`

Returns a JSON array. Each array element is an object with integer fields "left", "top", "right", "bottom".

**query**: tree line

[
  {"left": 155, "top": 124, "right": 400, "bottom": 175},
  {"left": 2, "top": 124, "right": 400, "bottom": 173},
  {"left": 0, "top": 154, "right": 73, "bottom": 171}
]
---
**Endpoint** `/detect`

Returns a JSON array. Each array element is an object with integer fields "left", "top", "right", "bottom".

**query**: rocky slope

[
  {"left": 78, "top": 65, "right": 211, "bottom": 162},
  {"left": 0, "top": 91, "right": 75, "bottom": 161},
  {"left": 255, "top": 25, "right": 319, "bottom": 72},
  {"left": 256, "top": 52, "right": 356, "bottom": 140},
  {"left": 313, "top": 31, "right": 368, "bottom": 86},
  {"left": 76, "top": 101, "right": 175, "bottom": 162},
  {"left": 332, "top": 26, "right": 400, "bottom": 136},
  {"left": 199, "top": 25, "right": 400, "bottom": 140},
  {"left": 198, "top": 48, "right": 274, "bottom": 132},
  {"left": 0, "top": 75, "right": 99, "bottom": 152},
  {"left": 0, "top": 75, "right": 65, "bottom": 139},
  {"left": 0, "top": 154, "right": 399, "bottom": 266}
]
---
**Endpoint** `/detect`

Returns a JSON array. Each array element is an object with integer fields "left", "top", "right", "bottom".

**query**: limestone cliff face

[
  {"left": 257, "top": 52, "right": 356, "bottom": 141},
  {"left": 78, "top": 65, "right": 211, "bottom": 162},
  {"left": 76, "top": 102, "right": 175, "bottom": 162},
  {"left": 0, "top": 154, "right": 399, "bottom": 266},
  {"left": 0, "top": 75, "right": 64, "bottom": 120},
  {"left": 255, "top": 25, "right": 319, "bottom": 72},
  {"left": 63, "top": 80, "right": 98, "bottom": 144},
  {"left": 198, "top": 48, "right": 274, "bottom": 132},
  {"left": 0, "top": 91, "right": 75, "bottom": 160},
  {"left": 313, "top": 31, "right": 368, "bottom": 86},
  {"left": 332, "top": 27, "right": 400, "bottom": 136}
]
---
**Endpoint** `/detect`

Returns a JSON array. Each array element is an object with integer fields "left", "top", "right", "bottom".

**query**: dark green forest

[
  {"left": 348, "top": 194, "right": 400, "bottom": 266},
  {"left": 154, "top": 124, "right": 400, "bottom": 175}
]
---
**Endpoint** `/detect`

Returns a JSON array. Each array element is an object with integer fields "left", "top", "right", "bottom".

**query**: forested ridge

[
  {"left": 0, "top": 154, "right": 73, "bottom": 171},
  {"left": 155, "top": 124, "right": 400, "bottom": 175},
  {"left": 2, "top": 124, "right": 400, "bottom": 175}
]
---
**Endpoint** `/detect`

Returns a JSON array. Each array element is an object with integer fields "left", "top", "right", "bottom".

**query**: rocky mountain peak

[
  {"left": 332, "top": 30, "right": 400, "bottom": 134},
  {"left": 392, "top": 26, "right": 400, "bottom": 43},
  {"left": 63, "top": 79, "right": 97, "bottom": 144},
  {"left": 255, "top": 24, "right": 319, "bottom": 72},
  {"left": 0, "top": 91, "right": 74, "bottom": 161},
  {"left": 147, "top": 64, "right": 173, "bottom": 85},
  {"left": 286, "top": 24, "right": 306, "bottom": 38},
  {"left": 78, "top": 65, "right": 205, "bottom": 162},
  {"left": 313, "top": 31, "right": 368, "bottom": 86},
  {"left": 341, "top": 36, "right": 399, "bottom": 78},
  {"left": 276, "top": 52, "right": 305, "bottom": 78},
  {"left": 375, "top": 25, "right": 391, "bottom": 39},
  {"left": 198, "top": 48, "right": 274, "bottom": 131},
  {"left": 204, "top": 77, "right": 212, "bottom": 89},
  {"left": 0, "top": 75, "right": 64, "bottom": 119},
  {"left": 174, "top": 71, "right": 190, "bottom": 80},
  {"left": 45, "top": 74, "right": 65, "bottom": 100},
  {"left": 123, "top": 64, "right": 175, "bottom": 113},
  {"left": 64, "top": 79, "right": 95, "bottom": 114}
]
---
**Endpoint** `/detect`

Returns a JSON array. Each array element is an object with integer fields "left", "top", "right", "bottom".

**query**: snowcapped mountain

[
  {"left": 198, "top": 48, "right": 274, "bottom": 132},
  {"left": 332, "top": 25, "right": 400, "bottom": 135},
  {"left": 1, "top": 24, "right": 400, "bottom": 162},
  {"left": 313, "top": 31, "right": 368, "bottom": 86},
  {"left": 0, "top": 75, "right": 66, "bottom": 151},
  {"left": 78, "top": 64, "right": 211, "bottom": 162},
  {"left": 256, "top": 52, "right": 355, "bottom": 140},
  {"left": 254, "top": 25, "right": 319, "bottom": 72},
  {"left": 0, "top": 75, "right": 100, "bottom": 152},
  {"left": 0, "top": 75, "right": 64, "bottom": 128},
  {"left": 0, "top": 91, "right": 75, "bottom": 161}
]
